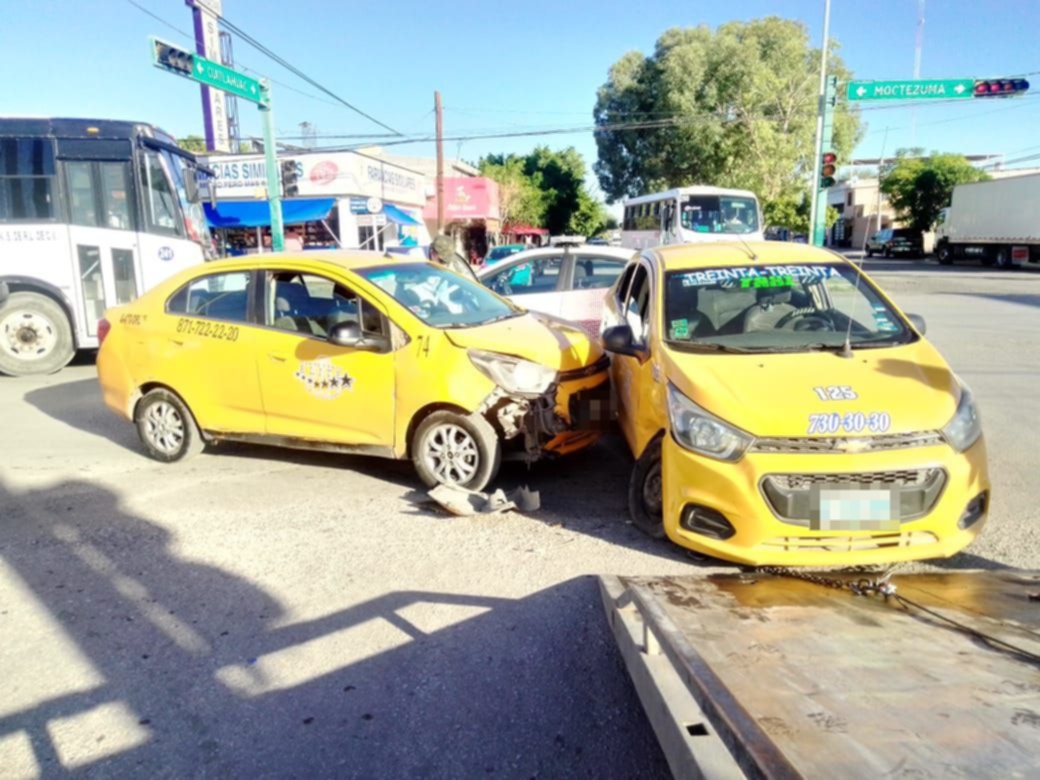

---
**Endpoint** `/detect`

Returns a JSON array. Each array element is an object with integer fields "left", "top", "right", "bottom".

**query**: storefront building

[
  {"left": 422, "top": 177, "right": 502, "bottom": 260},
  {"left": 201, "top": 150, "right": 429, "bottom": 253}
]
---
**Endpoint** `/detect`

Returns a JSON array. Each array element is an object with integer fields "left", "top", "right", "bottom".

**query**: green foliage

[
  {"left": 480, "top": 147, "right": 610, "bottom": 235},
  {"left": 879, "top": 150, "right": 990, "bottom": 234},
  {"left": 593, "top": 18, "right": 863, "bottom": 204},
  {"left": 178, "top": 135, "right": 207, "bottom": 153},
  {"left": 763, "top": 196, "right": 839, "bottom": 234}
]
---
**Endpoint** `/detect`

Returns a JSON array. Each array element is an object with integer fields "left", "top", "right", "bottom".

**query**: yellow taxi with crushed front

[
  {"left": 600, "top": 241, "right": 989, "bottom": 567},
  {"left": 97, "top": 251, "right": 609, "bottom": 491}
]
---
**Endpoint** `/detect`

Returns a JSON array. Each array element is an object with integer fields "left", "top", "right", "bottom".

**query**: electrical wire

[{"left": 213, "top": 11, "right": 402, "bottom": 135}]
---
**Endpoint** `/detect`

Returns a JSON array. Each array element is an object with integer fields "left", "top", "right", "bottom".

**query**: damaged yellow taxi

[
  {"left": 601, "top": 241, "right": 990, "bottom": 567},
  {"left": 97, "top": 252, "right": 609, "bottom": 490}
]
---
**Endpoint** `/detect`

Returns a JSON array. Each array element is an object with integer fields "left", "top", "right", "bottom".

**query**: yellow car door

[
  {"left": 253, "top": 269, "right": 395, "bottom": 448},
  {"left": 612, "top": 263, "right": 659, "bottom": 456},
  {"left": 160, "top": 267, "right": 265, "bottom": 433}
]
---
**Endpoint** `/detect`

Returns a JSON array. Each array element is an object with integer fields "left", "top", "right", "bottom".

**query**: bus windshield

[{"left": 680, "top": 195, "right": 759, "bottom": 235}]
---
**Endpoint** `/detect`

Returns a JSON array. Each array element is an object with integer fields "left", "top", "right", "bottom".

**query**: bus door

[{"left": 61, "top": 154, "right": 141, "bottom": 340}]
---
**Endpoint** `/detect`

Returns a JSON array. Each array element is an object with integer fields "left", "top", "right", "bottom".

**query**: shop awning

[
  {"left": 382, "top": 203, "right": 422, "bottom": 226},
  {"left": 204, "top": 198, "right": 337, "bottom": 228}
]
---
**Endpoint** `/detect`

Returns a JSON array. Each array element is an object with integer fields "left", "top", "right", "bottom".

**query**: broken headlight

[{"left": 468, "top": 349, "right": 556, "bottom": 398}]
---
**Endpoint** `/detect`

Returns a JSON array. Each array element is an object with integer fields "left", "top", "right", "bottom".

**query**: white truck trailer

[{"left": 935, "top": 173, "right": 1040, "bottom": 268}]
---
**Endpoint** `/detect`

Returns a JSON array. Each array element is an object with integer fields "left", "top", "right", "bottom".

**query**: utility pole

[
  {"left": 435, "top": 91, "right": 445, "bottom": 234},
  {"left": 259, "top": 82, "right": 284, "bottom": 252},
  {"left": 808, "top": 0, "right": 832, "bottom": 247}
]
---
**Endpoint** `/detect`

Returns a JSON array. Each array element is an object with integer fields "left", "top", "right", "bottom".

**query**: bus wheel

[{"left": 0, "top": 292, "right": 75, "bottom": 377}]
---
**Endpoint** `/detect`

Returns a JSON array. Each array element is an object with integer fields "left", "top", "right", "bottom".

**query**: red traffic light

[
  {"left": 974, "top": 78, "right": 1029, "bottom": 98},
  {"left": 821, "top": 151, "right": 837, "bottom": 178}
]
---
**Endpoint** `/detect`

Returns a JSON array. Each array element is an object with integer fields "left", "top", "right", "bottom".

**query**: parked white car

[{"left": 476, "top": 246, "right": 634, "bottom": 337}]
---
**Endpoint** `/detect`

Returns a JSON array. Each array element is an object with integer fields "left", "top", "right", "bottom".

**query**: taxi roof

[
  {"left": 209, "top": 249, "right": 418, "bottom": 274},
  {"left": 646, "top": 241, "right": 845, "bottom": 272}
]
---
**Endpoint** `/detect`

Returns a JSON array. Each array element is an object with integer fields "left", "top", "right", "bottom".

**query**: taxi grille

[
  {"left": 761, "top": 468, "right": 947, "bottom": 527},
  {"left": 751, "top": 431, "right": 944, "bottom": 454},
  {"left": 559, "top": 354, "right": 610, "bottom": 381}
]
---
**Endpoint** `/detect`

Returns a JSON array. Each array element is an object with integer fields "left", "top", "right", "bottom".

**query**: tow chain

[{"left": 755, "top": 564, "right": 900, "bottom": 599}]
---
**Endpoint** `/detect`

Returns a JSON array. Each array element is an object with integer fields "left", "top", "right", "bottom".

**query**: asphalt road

[{"left": 2, "top": 257, "right": 1039, "bottom": 778}]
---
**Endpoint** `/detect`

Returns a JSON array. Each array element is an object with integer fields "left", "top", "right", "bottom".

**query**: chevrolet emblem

[{"left": 834, "top": 438, "right": 871, "bottom": 454}]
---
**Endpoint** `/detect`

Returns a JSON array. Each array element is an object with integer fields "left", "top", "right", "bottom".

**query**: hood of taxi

[
  {"left": 663, "top": 339, "right": 960, "bottom": 438},
  {"left": 445, "top": 312, "right": 603, "bottom": 372}
]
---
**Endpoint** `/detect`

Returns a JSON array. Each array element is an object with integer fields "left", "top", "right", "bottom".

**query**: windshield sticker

[
  {"left": 740, "top": 274, "right": 793, "bottom": 289},
  {"left": 808, "top": 412, "right": 891, "bottom": 435},
  {"left": 295, "top": 359, "right": 354, "bottom": 400},
  {"left": 680, "top": 266, "right": 838, "bottom": 287},
  {"left": 670, "top": 318, "right": 690, "bottom": 339}
]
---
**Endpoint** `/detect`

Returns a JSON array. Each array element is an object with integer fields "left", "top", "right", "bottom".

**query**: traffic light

[
  {"left": 281, "top": 159, "right": 299, "bottom": 198},
  {"left": 820, "top": 151, "right": 837, "bottom": 189},
  {"left": 151, "top": 39, "right": 194, "bottom": 77},
  {"left": 973, "top": 78, "right": 1030, "bottom": 98}
]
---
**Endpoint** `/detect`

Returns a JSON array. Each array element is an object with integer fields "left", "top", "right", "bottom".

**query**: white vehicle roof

[
  {"left": 476, "top": 245, "right": 634, "bottom": 277},
  {"left": 623, "top": 186, "right": 758, "bottom": 207}
]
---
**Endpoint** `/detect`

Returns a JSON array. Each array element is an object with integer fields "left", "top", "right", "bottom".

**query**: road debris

[{"left": 425, "top": 484, "right": 541, "bottom": 516}]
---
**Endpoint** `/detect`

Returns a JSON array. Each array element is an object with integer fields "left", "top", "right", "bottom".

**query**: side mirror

[
  {"left": 602, "top": 324, "right": 641, "bottom": 357},
  {"left": 906, "top": 313, "right": 927, "bottom": 335},
  {"left": 328, "top": 321, "right": 390, "bottom": 352}
]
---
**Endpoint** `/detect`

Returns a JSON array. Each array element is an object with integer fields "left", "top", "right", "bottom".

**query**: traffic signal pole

[
  {"left": 808, "top": 0, "right": 832, "bottom": 247},
  {"left": 259, "top": 82, "right": 285, "bottom": 252}
]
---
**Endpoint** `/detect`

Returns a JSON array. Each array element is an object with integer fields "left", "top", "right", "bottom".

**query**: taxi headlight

[
  {"left": 942, "top": 382, "right": 982, "bottom": 452},
  {"left": 468, "top": 349, "right": 556, "bottom": 397},
  {"left": 667, "top": 383, "right": 752, "bottom": 462}
]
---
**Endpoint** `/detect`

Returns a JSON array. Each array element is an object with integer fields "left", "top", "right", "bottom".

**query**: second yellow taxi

[
  {"left": 600, "top": 241, "right": 989, "bottom": 567},
  {"left": 97, "top": 251, "right": 609, "bottom": 491}
]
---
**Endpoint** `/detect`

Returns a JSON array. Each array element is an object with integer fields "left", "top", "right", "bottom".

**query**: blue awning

[
  {"left": 204, "top": 198, "right": 336, "bottom": 229},
  {"left": 382, "top": 202, "right": 422, "bottom": 226}
]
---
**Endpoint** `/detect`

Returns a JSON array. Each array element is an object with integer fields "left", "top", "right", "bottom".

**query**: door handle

[
  {"left": 169, "top": 338, "right": 184, "bottom": 347},
  {"left": 268, "top": 354, "right": 287, "bottom": 363}
]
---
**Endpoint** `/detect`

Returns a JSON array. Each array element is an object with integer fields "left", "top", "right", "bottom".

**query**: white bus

[
  {"left": 620, "top": 186, "right": 763, "bottom": 250},
  {"left": 0, "top": 117, "right": 213, "bottom": 376}
]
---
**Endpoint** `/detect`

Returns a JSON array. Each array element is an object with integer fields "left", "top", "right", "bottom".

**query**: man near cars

[{"left": 429, "top": 234, "right": 479, "bottom": 282}]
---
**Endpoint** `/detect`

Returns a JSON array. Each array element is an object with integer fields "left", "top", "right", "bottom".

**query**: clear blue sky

[{"left": 6, "top": 0, "right": 1040, "bottom": 197}]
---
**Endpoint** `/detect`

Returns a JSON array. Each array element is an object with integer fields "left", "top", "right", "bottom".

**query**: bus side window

[
  {"left": 140, "top": 150, "right": 181, "bottom": 236},
  {"left": 0, "top": 138, "right": 56, "bottom": 222}
]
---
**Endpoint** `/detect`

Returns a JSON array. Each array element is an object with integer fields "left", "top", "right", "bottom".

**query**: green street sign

[
  {"left": 150, "top": 37, "right": 268, "bottom": 107},
  {"left": 846, "top": 79, "right": 974, "bottom": 102},
  {"left": 192, "top": 56, "right": 268, "bottom": 106}
]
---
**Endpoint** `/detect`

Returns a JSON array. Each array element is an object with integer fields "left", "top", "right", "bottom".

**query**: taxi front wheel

[
  {"left": 628, "top": 436, "right": 666, "bottom": 539},
  {"left": 412, "top": 411, "right": 501, "bottom": 492},
  {"left": 135, "top": 389, "right": 206, "bottom": 464}
]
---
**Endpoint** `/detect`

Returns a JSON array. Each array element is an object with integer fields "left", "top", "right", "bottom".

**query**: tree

[
  {"left": 178, "top": 135, "right": 207, "bottom": 153},
  {"left": 478, "top": 156, "right": 546, "bottom": 228},
  {"left": 879, "top": 150, "right": 990, "bottom": 234},
  {"left": 593, "top": 18, "right": 863, "bottom": 208},
  {"left": 764, "top": 197, "right": 840, "bottom": 234},
  {"left": 480, "top": 146, "right": 608, "bottom": 235}
]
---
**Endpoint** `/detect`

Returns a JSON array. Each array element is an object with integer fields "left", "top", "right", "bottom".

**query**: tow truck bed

[{"left": 600, "top": 570, "right": 1040, "bottom": 779}]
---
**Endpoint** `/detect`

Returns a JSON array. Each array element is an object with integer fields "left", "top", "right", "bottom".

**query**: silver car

[{"left": 476, "top": 245, "right": 634, "bottom": 337}]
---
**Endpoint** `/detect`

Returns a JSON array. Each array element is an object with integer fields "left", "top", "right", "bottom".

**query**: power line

[{"left": 214, "top": 11, "right": 402, "bottom": 135}]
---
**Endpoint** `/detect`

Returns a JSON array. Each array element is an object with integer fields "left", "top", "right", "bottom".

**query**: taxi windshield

[
  {"left": 662, "top": 262, "right": 913, "bottom": 353},
  {"left": 358, "top": 262, "right": 522, "bottom": 329}
]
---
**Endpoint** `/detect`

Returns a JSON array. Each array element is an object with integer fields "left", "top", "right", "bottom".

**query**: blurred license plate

[{"left": 813, "top": 488, "right": 897, "bottom": 531}]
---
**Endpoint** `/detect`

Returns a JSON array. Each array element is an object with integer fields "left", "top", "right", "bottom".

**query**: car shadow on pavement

[{"left": 0, "top": 477, "right": 671, "bottom": 778}]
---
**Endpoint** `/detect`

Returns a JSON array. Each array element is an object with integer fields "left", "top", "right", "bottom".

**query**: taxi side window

[
  {"left": 266, "top": 272, "right": 386, "bottom": 339},
  {"left": 623, "top": 265, "right": 652, "bottom": 345},
  {"left": 166, "top": 271, "right": 252, "bottom": 323}
]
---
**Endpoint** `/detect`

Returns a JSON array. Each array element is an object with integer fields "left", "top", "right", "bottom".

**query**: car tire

[
  {"left": 135, "top": 388, "right": 206, "bottom": 464},
  {"left": 995, "top": 248, "right": 1013, "bottom": 269},
  {"left": 412, "top": 411, "right": 501, "bottom": 492},
  {"left": 936, "top": 244, "right": 952, "bottom": 265},
  {"left": 0, "top": 292, "right": 75, "bottom": 377},
  {"left": 865, "top": 248, "right": 873, "bottom": 258},
  {"left": 628, "top": 436, "right": 666, "bottom": 539},
  {"left": 884, "top": 247, "right": 892, "bottom": 259}
]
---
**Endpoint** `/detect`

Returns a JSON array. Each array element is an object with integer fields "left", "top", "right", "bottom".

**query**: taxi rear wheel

[
  {"left": 135, "top": 389, "right": 205, "bottom": 464},
  {"left": 412, "top": 411, "right": 501, "bottom": 492},
  {"left": 628, "top": 437, "right": 666, "bottom": 539}
]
